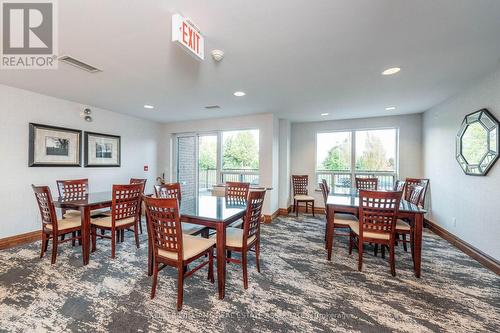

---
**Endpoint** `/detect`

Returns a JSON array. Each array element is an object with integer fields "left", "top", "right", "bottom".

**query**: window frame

[{"left": 315, "top": 127, "right": 399, "bottom": 192}]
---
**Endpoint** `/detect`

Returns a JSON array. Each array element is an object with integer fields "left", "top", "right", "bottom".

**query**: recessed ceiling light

[
  {"left": 144, "top": 105, "right": 154, "bottom": 109},
  {"left": 385, "top": 106, "right": 396, "bottom": 111},
  {"left": 382, "top": 67, "right": 401, "bottom": 75},
  {"left": 233, "top": 91, "right": 246, "bottom": 97},
  {"left": 321, "top": 113, "right": 329, "bottom": 116}
]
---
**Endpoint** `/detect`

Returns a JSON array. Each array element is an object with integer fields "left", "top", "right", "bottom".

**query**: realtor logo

[{"left": 1, "top": 0, "right": 58, "bottom": 69}]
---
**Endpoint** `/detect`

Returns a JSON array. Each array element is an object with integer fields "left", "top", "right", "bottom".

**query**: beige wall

[
  {"left": 423, "top": 67, "right": 500, "bottom": 260},
  {"left": 0, "top": 84, "right": 162, "bottom": 239},
  {"left": 290, "top": 113, "right": 423, "bottom": 208}
]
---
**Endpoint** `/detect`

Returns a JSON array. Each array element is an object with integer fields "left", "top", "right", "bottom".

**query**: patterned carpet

[{"left": 0, "top": 215, "right": 499, "bottom": 333}]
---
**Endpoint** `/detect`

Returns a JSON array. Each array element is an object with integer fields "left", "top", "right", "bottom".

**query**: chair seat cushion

[
  {"left": 396, "top": 219, "right": 411, "bottom": 231},
  {"left": 157, "top": 235, "right": 216, "bottom": 261},
  {"left": 334, "top": 213, "right": 358, "bottom": 226},
  {"left": 182, "top": 222, "right": 206, "bottom": 235},
  {"left": 294, "top": 195, "right": 314, "bottom": 201},
  {"left": 90, "top": 216, "right": 136, "bottom": 228},
  {"left": 349, "top": 221, "right": 390, "bottom": 240},
  {"left": 46, "top": 216, "right": 81, "bottom": 231},
  {"left": 226, "top": 227, "right": 256, "bottom": 248},
  {"left": 63, "top": 210, "right": 81, "bottom": 218}
]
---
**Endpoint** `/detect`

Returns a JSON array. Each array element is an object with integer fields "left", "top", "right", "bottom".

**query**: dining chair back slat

[
  {"left": 225, "top": 182, "right": 250, "bottom": 206},
  {"left": 358, "top": 190, "right": 402, "bottom": 238},
  {"left": 143, "top": 197, "right": 183, "bottom": 261},
  {"left": 154, "top": 183, "right": 182, "bottom": 203},
  {"left": 56, "top": 179, "right": 88, "bottom": 197},
  {"left": 32, "top": 185, "right": 58, "bottom": 230},
  {"left": 355, "top": 177, "right": 378, "bottom": 190},
  {"left": 405, "top": 178, "right": 429, "bottom": 207},
  {"left": 243, "top": 190, "right": 266, "bottom": 242},
  {"left": 405, "top": 184, "right": 425, "bottom": 207},
  {"left": 112, "top": 184, "right": 143, "bottom": 222}
]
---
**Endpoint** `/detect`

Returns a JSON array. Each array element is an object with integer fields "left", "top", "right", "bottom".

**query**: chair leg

[
  {"left": 242, "top": 251, "right": 249, "bottom": 289},
  {"left": 134, "top": 224, "right": 140, "bottom": 249},
  {"left": 312, "top": 201, "right": 315, "bottom": 217},
  {"left": 151, "top": 263, "right": 159, "bottom": 299},
  {"left": 51, "top": 234, "right": 58, "bottom": 264},
  {"left": 77, "top": 230, "right": 82, "bottom": 246},
  {"left": 255, "top": 240, "right": 261, "bottom": 273},
  {"left": 227, "top": 250, "right": 232, "bottom": 259},
  {"left": 381, "top": 245, "right": 386, "bottom": 259},
  {"left": 177, "top": 265, "right": 184, "bottom": 311},
  {"left": 111, "top": 228, "right": 116, "bottom": 259},
  {"left": 349, "top": 233, "right": 353, "bottom": 255},
  {"left": 295, "top": 200, "right": 298, "bottom": 217},
  {"left": 40, "top": 232, "right": 47, "bottom": 258},
  {"left": 305, "top": 202, "right": 308, "bottom": 213},
  {"left": 91, "top": 226, "right": 97, "bottom": 253},
  {"left": 390, "top": 241, "right": 396, "bottom": 276},
  {"left": 121, "top": 230, "right": 125, "bottom": 243},
  {"left": 374, "top": 244, "right": 379, "bottom": 257},
  {"left": 357, "top": 239, "right": 363, "bottom": 271},
  {"left": 138, "top": 213, "right": 143, "bottom": 234},
  {"left": 71, "top": 232, "right": 76, "bottom": 246},
  {"left": 208, "top": 247, "right": 214, "bottom": 283},
  {"left": 402, "top": 234, "right": 408, "bottom": 252}
]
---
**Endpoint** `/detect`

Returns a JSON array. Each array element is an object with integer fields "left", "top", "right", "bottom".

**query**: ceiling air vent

[
  {"left": 58, "top": 55, "right": 102, "bottom": 73},
  {"left": 204, "top": 105, "right": 221, "bottom": 110}
]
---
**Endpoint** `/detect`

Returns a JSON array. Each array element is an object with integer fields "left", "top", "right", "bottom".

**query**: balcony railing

[
  {"left": 316, "top": 170, "right": 396, "bottom": 194},
  {"left": 221, "top": 168, "right": 259, "bottom": 185},
  {"left": 199, "top": 168, "right": 260, "bottom": 191}
]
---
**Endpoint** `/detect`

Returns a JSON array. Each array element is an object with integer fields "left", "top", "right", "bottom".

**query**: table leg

[
  {"left": 146, "top": 214, "right": 153, "bottom": 277},
  {"left": 413, "top": 213, "right": 423, "bottom": 278},
  {"left": 326, "top": 205, "right": 335, "bottom": 261},
  {"left": 216, "top": 223, "right": 226, "bottom": 299},
  {"left": 81, "top": 207, "right": 91, "bottom": 265}
]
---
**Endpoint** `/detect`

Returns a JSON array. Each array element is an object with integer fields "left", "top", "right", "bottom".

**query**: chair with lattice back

[
  {"left": 292, "top": 175, "right": 315, "bottom": 217},
  {"left": 349, "top": 190, "right": 402, "bottom": 276},
  {"left": 143, "top": 196, "right": 215, "bottom": 311},
  {"left": 225, "top": 190, "right": 266, "bottom": 289},
  {"left": 355, "top": 177, "right": 378, "bottom": 190},
  {"left": 56, "top": 179, "right": 88, "bottom": 218},
  {"left": 405, "top": 178, "right": 429, "bottom": 208},
  {"left": 395, "top": 184, "right": 425, "bottom": 255},
  {"left": 90, "top": 184, "right": 143, "bottom": 258},
  {"left": 32, "top": 185, "right": 82, "bottom": 264},
  {"left": 319, "top": 180, "right": 358, "bottom": 249},
  {"left": 225, "top": 182, "right": 250, "bottom": 228},
  {"left": 154, "top": 182, "right": 207, "bottom": 236}
]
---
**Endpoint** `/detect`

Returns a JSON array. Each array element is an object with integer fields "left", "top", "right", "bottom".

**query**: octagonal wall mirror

[{"left": 456, "top": 109, "right": 499, "bottom": 176}]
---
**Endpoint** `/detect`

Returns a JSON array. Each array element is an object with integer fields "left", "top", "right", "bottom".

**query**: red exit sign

[{"left": 172, "top": 14, "right": 204, "bottom": 61}]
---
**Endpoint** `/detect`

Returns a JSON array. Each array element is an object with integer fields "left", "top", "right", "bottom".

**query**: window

[
  {"left": 316, "top": 128, "right": 398, "bottom": 193},
  {"left": 221, "top": 129, "right": 259, "bottom": 184}
]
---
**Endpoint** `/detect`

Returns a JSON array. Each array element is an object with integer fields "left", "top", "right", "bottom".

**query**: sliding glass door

[{"left": 175, "top": 129, "right": 260, "bottom": 197}]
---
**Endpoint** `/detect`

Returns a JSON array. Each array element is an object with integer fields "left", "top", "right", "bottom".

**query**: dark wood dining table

[
  {"left": 325, "top": 189, "right": 427, "bottom": 278},
  {"left": 147, "top": 195, "right": 247, "bottom": 300},
  {"left": 54, "top": 191, "right": 114, "bottom": 265}
]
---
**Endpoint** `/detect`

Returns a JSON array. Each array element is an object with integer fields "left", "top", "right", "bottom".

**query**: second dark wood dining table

[{"left": 325, "top": 189, "right": 427, "bottom": 278}]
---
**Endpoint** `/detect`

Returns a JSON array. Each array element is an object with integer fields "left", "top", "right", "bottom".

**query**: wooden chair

[
  {"left": 394, "top": 180, "right": 406, "bottom": 192},
  {"left": 56, "top": 179, "right": 88, "bottom": 218},
  {"left": 349, "top": 190, "right": 402, "bottom": 276},
  {"left": 355, "top": 177, "right": 378, "bottom": 190},
  {"left": 154, "top": 183, "right": 207, "bottom": 236},
  {"left": 319, "top": 181, "right": 358, "bottom": 248},
  {"left": 405, "top": 178, "right": 429, "bottom": 208},
  {"left": 225, "top": 190, "right": 266, "bottom": 289},
  {"left": 90, "top": 184, "right": 143, "bottom": 258},
  {"left": 225, "top": 182, "right": 250, "bottom": 228},
  {"left": 396, "top": 184, "right": 424, "bottom": 253},
  {"left": 143, "top": 197, "right": 215, "bottom": 311},
  {"left": 292, "top": 175, "right": 314, "bottom": 217},
  {"left": 32, "top": 185, "right": 82, "bottom": 264},
  {"left": 130, "top": 178, "right": 147, "bottom": 234}
]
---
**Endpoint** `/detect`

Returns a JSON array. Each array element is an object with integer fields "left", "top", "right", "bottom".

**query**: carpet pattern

[{"left": 0, "top": 215, "right": 499, "bottom": 333}]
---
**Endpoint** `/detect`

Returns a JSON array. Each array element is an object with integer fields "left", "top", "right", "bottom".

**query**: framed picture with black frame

[
  {"left": 84, "top": 131, "right": 121, "bottom": 167},
  {"left": 29, "top": 123, "right": 82, "bottom": 167}
]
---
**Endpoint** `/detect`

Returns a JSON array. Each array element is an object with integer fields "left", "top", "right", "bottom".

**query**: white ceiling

[{"left": 1, "top": 0, "right": 500, "bottom": 123}]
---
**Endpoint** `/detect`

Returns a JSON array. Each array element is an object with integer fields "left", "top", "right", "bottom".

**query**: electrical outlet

[{"left": 451, "top": 217, "right": 457, "bottom": 227}]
